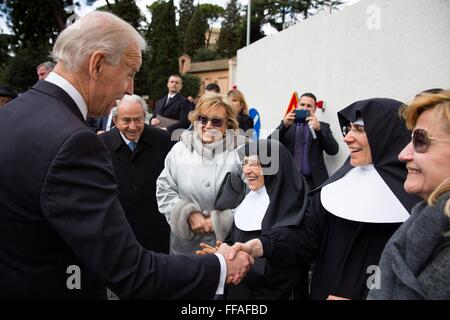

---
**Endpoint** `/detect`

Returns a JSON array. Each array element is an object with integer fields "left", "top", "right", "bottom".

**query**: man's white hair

[
  {"left": 112, "top": 94, "right": 148, "bottom": 117},
  {"left": 52, "top": 11, "right": 146, "bottom": 71}
]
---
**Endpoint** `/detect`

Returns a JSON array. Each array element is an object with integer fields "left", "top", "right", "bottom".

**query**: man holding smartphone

[{"left": 269, "top": 92, "right": 339, "bottom": 191}]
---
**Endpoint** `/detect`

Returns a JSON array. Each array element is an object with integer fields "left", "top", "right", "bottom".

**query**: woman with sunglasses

[
  {"left": 156, "top": 93, "right": 244, "bottom": 255},
  {"left": 368, "top": 90, "right": 450, "bottom": 299},
  {"left": 222, "top": 98, "right": 421, "bottom": 300}
]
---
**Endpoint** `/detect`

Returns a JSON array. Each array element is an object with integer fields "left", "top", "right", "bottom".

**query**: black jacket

[
  {"left": 0, "top": 80, "right": 220, "bottom": 299},
  {"left": 100, "top": 125, "right": 171, "bottom": 253},
  {"left": 152, "top": 93, "right": 193, "bottom": 134},
  {"left": 269, "top": 120, "right": 339, "bottom": 187}
]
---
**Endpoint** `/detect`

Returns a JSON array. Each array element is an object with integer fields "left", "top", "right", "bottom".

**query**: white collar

[
  {"left": 321, "top": 165, "right": 409, "bottom": 223},
  {"left": 234, "top": 186, "right": 270, "bottom": 231},
  {"left": 44, "top": 72, "right": 88, "bottom": 120},
  {"left": 168, "top": 93, "right": 177, "bottom": 99},
  {"left": 119, "top": 131, "right": 139, "bottom": 145}
]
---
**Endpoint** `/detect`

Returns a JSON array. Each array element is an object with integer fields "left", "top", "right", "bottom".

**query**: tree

[
  {"left": 198, "top": 3, "right": 224, "bottom": 49},
  {"left": 217, "top": 0, "right": 242, "bottom": 58},
  {"left": 0, "top": 0, "right": 76, "bottom": 90},
  {"left": 180, "top": 73, "right": 200, "bottom": 98},
  {"left": 96, "top": 0, "right": 146, "bottom": 32},
  {"left": 183, "top": 5, "right": 208, "bottom": 56},
  {"left": 145, "top": 0, "right": 179, "bottom": 100},
  {"left": 177, "top": 0, "right": 195, "bottom": 53}
]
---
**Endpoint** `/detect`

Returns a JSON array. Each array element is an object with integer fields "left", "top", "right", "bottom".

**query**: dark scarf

[{"left": 368, "top": 191, "right": 450, "bottom": 299}]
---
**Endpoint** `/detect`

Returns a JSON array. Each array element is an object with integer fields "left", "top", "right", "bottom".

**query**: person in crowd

[
  {"left": 205, "top": 83, "right": 221, "bottom": 94},
  {"left": 156, "top": 93, "right": 245, "bottom": 256},
  {"left": 269, "top": 92, "right": 338, "bottom": 190},
  {"left": 368, "top": 89, "right": 450, "bottom": 300},
  {"left": 0, "top": 84, "right": 17, "bottom": 107},
  {"left": 0, "top": 11, "right": 252, "bottom": 300},
  {"left": 227, "top": 88, "right": 254, "bottom": 134},
  {"left": 198, "top": 139, "right": 309, "bottom": 299},
  {"left": 150, "top": 75, "right": 193, "bottom": 134},
  {"left": 36, "top": 61, "right": 55, "bottom": 80},
  {"left": 100, "top": 94, "right": 171, "bottom": 253},
  {"left": 223, "top": 98, "right": 422, "bottom": 300}
]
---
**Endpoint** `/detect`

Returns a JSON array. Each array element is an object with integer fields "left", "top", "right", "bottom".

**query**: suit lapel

[
  {"left": 162, "top": 93, "right": 179, "bottom": 112},
  {"left": 31, "top": 81, "right": 85, "bottom": 123}
]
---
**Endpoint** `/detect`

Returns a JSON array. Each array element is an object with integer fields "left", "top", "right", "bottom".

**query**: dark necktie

[{"left": 293, "top": 123, "right": 305, "bottom": 172}]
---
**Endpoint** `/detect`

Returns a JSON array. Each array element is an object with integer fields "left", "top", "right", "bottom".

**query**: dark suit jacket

[
  {"left": 238, "top": 113, "right": 254, "bottom": 133},
  {"left": 100, "top": 125, "right": 171, "bottom": 253},
  {"left": 152, "top": 93, "right": 193, "bottom": 134},
  {"left": 269, "top": 120, "right": 339, "bottom": 187},
  {"left": 0, "top": 80, "right": 220, "bottom": 299}
]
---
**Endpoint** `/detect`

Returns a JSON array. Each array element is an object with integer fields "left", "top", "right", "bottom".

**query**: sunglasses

[
  {"left": 197, "top": 114, "right": 226, "bottom": 128},
  {"left": 412, "top": 128, "right": 450, "bottom": 153}
]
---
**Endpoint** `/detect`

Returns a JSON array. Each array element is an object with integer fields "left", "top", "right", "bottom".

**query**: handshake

[{"left": 196, "top": 239, "right": 263, "bottom": 285}]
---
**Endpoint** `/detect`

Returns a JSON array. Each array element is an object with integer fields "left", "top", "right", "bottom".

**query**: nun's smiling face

[
  {"left": 343, "top": 123, "right": 373, "bottom": 166},
  {"left": 242, "top": 155, "right": 265, "bottom": 191}
]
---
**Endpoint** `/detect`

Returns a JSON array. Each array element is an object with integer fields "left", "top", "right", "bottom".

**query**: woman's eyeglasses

[
  {"left": 411, "top": 128, "right": 450, "bottom": 153},
  {"left": 341, "top": 123, "right": 365, "bottom": 136},
  {"left": 197, "top": 114, "right": 225, "bottom": 128}
]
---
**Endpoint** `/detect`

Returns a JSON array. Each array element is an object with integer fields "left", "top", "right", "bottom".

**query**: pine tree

[
  {"left": 97, "top": 0, "right": 146, "bottom": 32},
  {"left": 146, "top": 0, "right": 180, "bottom": 100},
  {"left": 183, "top": 5, "right": 208, "bottom": 56},
  {"left": 178, "top": 0, "right": 195, "bottom": 53},
  {"left": 217, "top": 0, "right": 242, "bottom": 58}
]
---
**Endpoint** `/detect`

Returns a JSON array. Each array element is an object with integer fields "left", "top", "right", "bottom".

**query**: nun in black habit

[
  {"left": 233, "top": 98, "right": 421, "bottom": 300},
  {"left": 200, "top": 139, "right": 309, "bottom": 299}
]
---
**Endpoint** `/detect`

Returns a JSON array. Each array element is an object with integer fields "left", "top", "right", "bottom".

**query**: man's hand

[
  {"left": 188, "top": 212, "right": 209, "bottom": 234},
  {"left": 224, "top": 251, "right": 254, "bottom": 285},
  {"left": 283, "top": 110, "right": 295, "bottom": 128},
  {"left": 306, "top": 112, "right": 320, "bottom": 131},
  {"left": 150, "top": 118, "right": 160, "bottom": 126}
]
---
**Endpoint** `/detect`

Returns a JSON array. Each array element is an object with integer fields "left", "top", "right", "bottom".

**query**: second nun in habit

[
  {"left": 199, "top": 139, "right": 308, "bottom": 299},
  {"left": 234, "top": 98, "right": 422, "bottom": 299}
]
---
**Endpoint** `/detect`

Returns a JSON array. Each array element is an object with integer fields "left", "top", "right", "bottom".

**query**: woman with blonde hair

[
  {"left": 156, "top": 93, "right": 244, "bottom": 255},
  {"left": 368, "top": 89, "right": 450, "bottom": 299},
  {"left": 228, "top": 89, "right": 254, "bottom": 133}
]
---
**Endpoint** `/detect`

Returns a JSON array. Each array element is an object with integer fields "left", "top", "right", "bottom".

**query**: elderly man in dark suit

[
  {"left": 100, "top": 94, "right": 171, "bottom": 253},
  {"left": 270, "top": 92, "right": 339, "bottom": 189},
  {"left": 0, "top": 11, "right": 252, "bottom": 299},
  {"left": 150, "top": 75, "right": 193, "bottom": 134}
]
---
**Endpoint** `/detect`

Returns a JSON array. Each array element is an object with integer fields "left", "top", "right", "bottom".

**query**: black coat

[
  {"left": 100, "top": 125, "right": 171, "bottom": 253},
  {"left": 0, "top": 80, "right": 220, "bottom": 299},
  {"left": 238, "top": 113, "right": 254, "bottom": 133},
  {"left": 269, "top": 120, "right": 339, "bottom": 187},
  {"left": 152, "top": 93, "right": 193, "bottom": 134}
]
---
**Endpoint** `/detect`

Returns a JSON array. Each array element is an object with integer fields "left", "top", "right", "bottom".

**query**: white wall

[{"left": 236, "top": 0, "right": 450, "bottom": 175}]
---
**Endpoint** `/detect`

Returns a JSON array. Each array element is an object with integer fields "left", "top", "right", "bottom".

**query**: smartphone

[{"left": 294, "top": 109, "right": 310, "bottom": 124}]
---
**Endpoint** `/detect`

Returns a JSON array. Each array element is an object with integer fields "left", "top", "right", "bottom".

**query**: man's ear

[{"left": 89, "top": 51, "right": 106, "bottom": 80}]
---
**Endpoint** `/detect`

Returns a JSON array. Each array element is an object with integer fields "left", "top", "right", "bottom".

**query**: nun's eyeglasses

[
  {"left": 341, "top": 124, "right": 365, "bottom": 136},
  {"left": 411, "top": 128, "right": 450, "bottom": 153}
]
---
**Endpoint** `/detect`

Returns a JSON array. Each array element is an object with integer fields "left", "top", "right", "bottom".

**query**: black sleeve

[
  {"left": 40, "top": 130, "right": 220, "bottom": 299},
  {"left": 167, "top": 99, "right": 192, "bottom": 133},
  {"left": 316, "top": 122, "right": 339, "bottom": 155},
  {"left": 261, "top": 192, "right": 327, "bottom": 268}
]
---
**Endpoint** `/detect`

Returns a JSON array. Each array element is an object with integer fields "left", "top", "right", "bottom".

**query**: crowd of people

[{"left": 0, "top": 11, "right": 448, "bottom": 300}]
